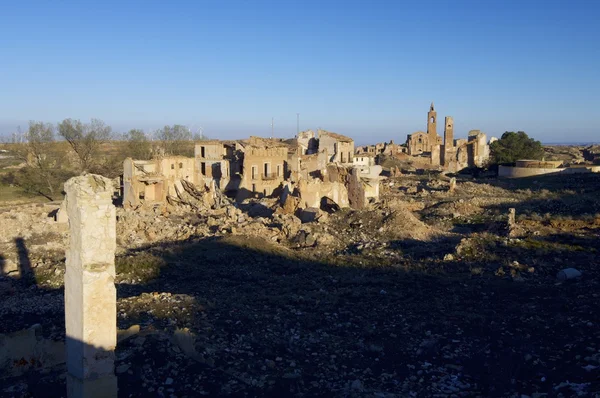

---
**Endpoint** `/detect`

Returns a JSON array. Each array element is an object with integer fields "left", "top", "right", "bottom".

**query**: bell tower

[{"left": 427, "top": 102, "right": 437, "bottom": 143}]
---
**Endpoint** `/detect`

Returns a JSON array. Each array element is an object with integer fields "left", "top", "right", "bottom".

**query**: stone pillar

[
  {"left": 64, "top": 175, "right": 117, "bottom": 398},
  {"left": 508, "top": 208, "right": 516, "bottom": 229}
]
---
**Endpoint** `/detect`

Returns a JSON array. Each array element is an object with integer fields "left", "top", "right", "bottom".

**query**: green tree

[
  {"left": 155, "top": 125, "right": 193, "bottom": 156},
  {"left": 490, "top": 131, "right": 544, "bottom": 164},
  {"left": 125, "top": 129, "right": 153, "bottom": 160},
  {"left": 58, "top": 118, "right": 112, "bottom": 171}
]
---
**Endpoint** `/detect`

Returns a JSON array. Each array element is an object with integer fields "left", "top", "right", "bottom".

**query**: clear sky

[{"left": 1, "top": 0, "right": 598, "bottom": 144}]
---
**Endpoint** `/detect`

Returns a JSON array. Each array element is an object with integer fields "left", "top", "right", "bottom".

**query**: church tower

[{"left": 427, "top": 102, "right": 437, "bottom": 144}]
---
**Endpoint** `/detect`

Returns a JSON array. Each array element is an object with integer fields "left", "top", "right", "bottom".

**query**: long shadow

[
  {"left": 15, "top": 237, "right": 34, "bottom": 286},
  {"left": 2, "top": 231, "right": 600, "bottom": 396},
  {"left": 387, "top": 236, "right": 463, "bottom": 261},
  {"left": 113, "top": 234, "right": 600, "bottom": 396}
]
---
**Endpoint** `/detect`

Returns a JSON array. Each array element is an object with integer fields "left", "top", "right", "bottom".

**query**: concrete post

[{"left": 64, "top": 175, "right": 117, "bottom": 398}]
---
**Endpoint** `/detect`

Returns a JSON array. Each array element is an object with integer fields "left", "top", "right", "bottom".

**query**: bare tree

[
  {"left": 4, "top": 121, "right": 73, "bottom": 200},
  {"left": 125, "top": 129, "right": 152, "bottom": 160},
  {"left": 58, "top": 118, "right": 112, "bottom": 171},
  {"left": 155, "top": 125, "right": 193, "bottom": 156}
]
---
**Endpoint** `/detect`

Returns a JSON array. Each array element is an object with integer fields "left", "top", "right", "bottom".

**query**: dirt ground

[{"left": 1, "top": 171, "right": 600, "bottom": 397}]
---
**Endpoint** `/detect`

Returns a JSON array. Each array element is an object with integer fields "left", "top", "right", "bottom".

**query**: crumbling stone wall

[
  {"left": 406, "top": 131, "right": 429, "bottom": 155},
  {"left": 239, "top": 144, "right": 288, "bottom": 199},
  {"left": 123, "top": 156, "right": 195, "bottom": 209},
  {"left": 318, "top": 130, "right": 354, "bottom": 165},
  {"left": 194, "top": 141, "right": 240, "bottom": 190},
  {"left": 296, "top": 130, "right": 318, "bottom": 155},
  {"left": 298, "top": 179, "right": 349, "bottom": 209},
  {"left": 347, "top": 168, "right": 366, "bottom": 209},
  {"left": 467, "top": 131, "right": 489, "bottom": 168}
]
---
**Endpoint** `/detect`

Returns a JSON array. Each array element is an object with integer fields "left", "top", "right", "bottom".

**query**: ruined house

[
  {"left": 123, "top": 156, "right": 195, "bottom": 208},
  {"left": 441, "top": 128, "right": 490, "bottom": 172},
  {"left": 348, "top": 166, "right": 382, "bottom": 209},
  {"left": 318, "top": 130, "right": 355, "bottom": 165},
  {"left": 356, "top": 140, "right": 405, "bottom": 157},
  {"left": 291, "top": 163, "right": 381, "bottom": 211},
  {"left": 237, "top": 136, "right": 288, "bottom": 199},
  {"left": 195, "top": 140, "right": 242, "bottom": 193},
  {"left": 296, "top": 130, "right": 319, "bottom": 155},
  {"left": 353, "top": 152, "right": 376, "bottom": 168}
]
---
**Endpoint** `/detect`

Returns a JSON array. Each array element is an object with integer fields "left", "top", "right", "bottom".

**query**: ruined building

[
  {"left": 122, "top": 127, "right": 382, "bottom": 211},
  {"left": 296, "top": 130, "right": 318, "bottom": 155},
  {"left": 195, "top": 140, "right": 242, "bottom": 193},
  {"left": 318, "top": 130, "right": 355, "bottom": 165},
  {"left": 123, "top": 156, "right": 195, "bottom": 209},
  {"left": 356, "top": 140, "right": 406, "bottom": 157},
  {"left": 403, "top": 103, "right": 492, "bottom": 171},
  {"left": 289, "top": 129, "right": 356, "bottom": 181},
  {"left": 406, "top": 103, "right": 443, "bottom": 155},
  {"left": 238, "top": 137, "right": 288, "bottom": 199}
]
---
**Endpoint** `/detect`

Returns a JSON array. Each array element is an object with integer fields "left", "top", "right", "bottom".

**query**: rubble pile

[
  {"left": 0, "top": 204, "right": 66, "bottom": 246},
  {"left": 381, "top": 200, "right": 436, "bottom": 241},
  {"left": 116, "top": 207, "right": 207, "bottom": 247}
]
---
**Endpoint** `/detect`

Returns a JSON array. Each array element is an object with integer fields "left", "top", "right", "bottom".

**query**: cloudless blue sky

[{"left": 1, "top": 0, "right": 598, "bottom": 144}]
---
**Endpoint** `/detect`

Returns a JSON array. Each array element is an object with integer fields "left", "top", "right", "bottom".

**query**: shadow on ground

[{"left": 2, "top": 216, "right": 600, "bottom": 396}]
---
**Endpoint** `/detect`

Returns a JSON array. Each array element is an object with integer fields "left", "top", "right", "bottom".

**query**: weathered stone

[
  {"left": 64, "top": 174, "right": 117, "bottom": 397},
  {"left": 300, "top": 207, "right": 320, "bottom": 223}
]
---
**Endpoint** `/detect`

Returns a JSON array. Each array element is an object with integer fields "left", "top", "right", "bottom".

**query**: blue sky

[{"left": 0, "top": 0, "right": 598, "bottom": 144}]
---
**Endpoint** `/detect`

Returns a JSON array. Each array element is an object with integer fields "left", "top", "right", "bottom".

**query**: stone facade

[
  {"left": 123, "top": 156, "right": 196, "bottom": 209},
  {"left": 318, "top": 130, "right": 355, "bottom": 165},
  {"left": 298, "top": 179, "right": 349, "bottom": 209},
  {"left": 289, "top": 162, "right": 381, "bottom": 211},
  {"left": 195, "top": 141, "right": 241, "bottom": 193},
  {"left": 406, "top": 131, "right": 430, "bottom": 155},
  {"left": 296, "top": 130, "right": 318, "bottom": 155},
  {"left": 238, "top": 137, "right": 288, "bottom": 199},
  {"left": 353, "top": 153, "right": 376, "bottom": 168}
]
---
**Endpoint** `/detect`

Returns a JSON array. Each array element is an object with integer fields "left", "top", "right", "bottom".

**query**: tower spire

[{"left": 430, "top": 102, "right": 435, "bottom": 111}]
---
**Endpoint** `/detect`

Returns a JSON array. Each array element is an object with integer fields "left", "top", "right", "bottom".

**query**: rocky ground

[{"left": 1, "top": 171, "right": 600, "bottom": 397}]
